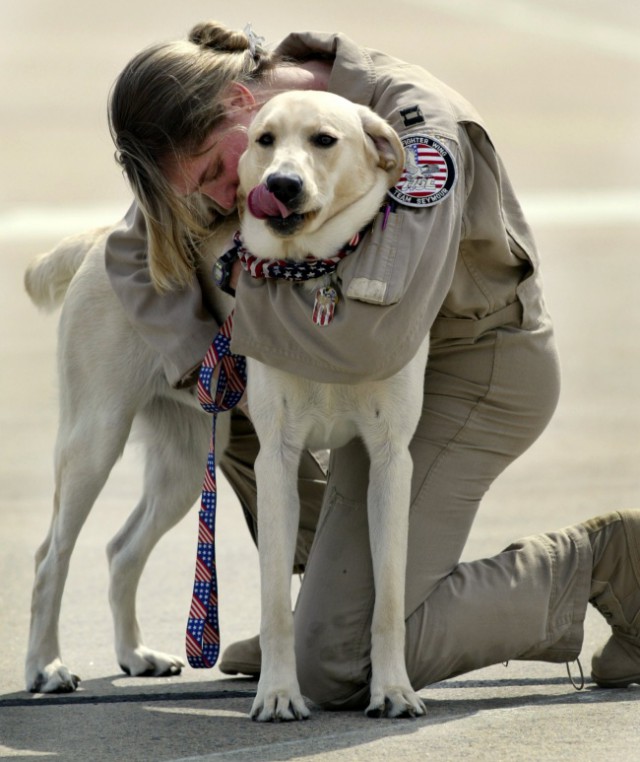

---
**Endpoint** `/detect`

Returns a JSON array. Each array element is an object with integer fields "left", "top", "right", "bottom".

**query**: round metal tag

[{"left": 388, "top": 134, "right": 457, "bottom": 208}]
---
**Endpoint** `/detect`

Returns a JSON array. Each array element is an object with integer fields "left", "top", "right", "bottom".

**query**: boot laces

[
  {"left": 502, "top": 658, "right": 585, "bottom": 691},
  {"left": 565, "top": 658, "right": 585, "bottom": 690}
]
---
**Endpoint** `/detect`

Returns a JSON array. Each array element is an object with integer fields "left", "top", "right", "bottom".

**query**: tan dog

[
  {"left": 23, "top": 223, "right": 233, "bottom": 694},
  {"left": 235, "top": 91, "right": 428, "bottom": 720}
]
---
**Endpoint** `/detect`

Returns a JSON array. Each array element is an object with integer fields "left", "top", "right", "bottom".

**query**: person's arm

[
  {"left": 230, "top": 136, "right": 465, "bottom": 384},
  {"left": 105, "top": 202, "right": 220, "bottom": 388}
]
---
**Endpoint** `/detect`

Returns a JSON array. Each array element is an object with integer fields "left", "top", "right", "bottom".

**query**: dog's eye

[
  {"left": 312, "top": 133, "right": 338, "bottom": 148},
  {"left": 257, "top": 132, "right": 274, "bottom": 147}
]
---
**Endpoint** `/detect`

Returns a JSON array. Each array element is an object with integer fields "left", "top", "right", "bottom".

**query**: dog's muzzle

[
  {"left": 266, "top": 173, "right": 303, "bottom": 207},
  {"left": 247, "top": 175, "right": 307, "bottom": 236}
]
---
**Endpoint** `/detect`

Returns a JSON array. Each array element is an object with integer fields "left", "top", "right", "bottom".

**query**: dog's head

[{"left": 237, "top": 91, "right": 404, "bottom": 260}]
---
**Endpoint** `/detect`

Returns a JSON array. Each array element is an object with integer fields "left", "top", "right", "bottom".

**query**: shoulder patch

[{"left": 388, "top": 134, "right": 457, "bottom": 208}]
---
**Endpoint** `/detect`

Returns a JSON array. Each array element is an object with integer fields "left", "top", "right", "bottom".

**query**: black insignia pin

[{"left": 399, "top": 105, "right": 425, "bottom": 128}]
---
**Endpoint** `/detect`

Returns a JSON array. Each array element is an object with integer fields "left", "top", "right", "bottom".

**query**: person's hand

[{"left": 213, "top": 232, "right": 242, "bottom": 296}]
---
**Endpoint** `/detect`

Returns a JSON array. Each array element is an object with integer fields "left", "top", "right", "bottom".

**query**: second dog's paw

[
  {"left": 26, "top": 658, "right": 80, "bottom": 694},
  {"left": 365, "top": 686, "right": 426, "bottom": 719},
  {"left": 119, "top": 646, "right": 185, "bottom": 678},
  {"left": 250, "top": 687, "right": 310, "bottom": 722}
]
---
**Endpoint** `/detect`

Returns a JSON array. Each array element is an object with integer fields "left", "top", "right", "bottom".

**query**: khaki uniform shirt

[{"left": 106, "top": 31, "right": 548, "bottom": 387}]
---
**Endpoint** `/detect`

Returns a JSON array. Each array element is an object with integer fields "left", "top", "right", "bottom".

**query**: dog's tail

[{"left": 24, "top": 227, "right": 107, "bottom": 311}]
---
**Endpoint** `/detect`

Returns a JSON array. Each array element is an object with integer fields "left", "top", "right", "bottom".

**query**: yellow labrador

[{"left": 236, "top": 91, "right": 428, "bottom": 720}]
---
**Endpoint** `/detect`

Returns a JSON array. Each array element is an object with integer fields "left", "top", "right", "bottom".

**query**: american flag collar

[{"left": 226, "top": 229, "right": 365, "bottom": 283}]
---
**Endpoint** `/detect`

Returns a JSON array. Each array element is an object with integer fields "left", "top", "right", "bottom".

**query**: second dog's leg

[
  {"left": 107, "top": 400, "right": 210, "bottom": 678},
  {"left": 26, "top": 409, "right": 133, "bottom": 693}
]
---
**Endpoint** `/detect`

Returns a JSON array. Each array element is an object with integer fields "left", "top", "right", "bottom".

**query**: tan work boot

[
  {"left": 219, "top": 635, "right": 261, "bottom": 677},
  {"left": 584, "top": 510, "right": 640, "bottom": 688}
]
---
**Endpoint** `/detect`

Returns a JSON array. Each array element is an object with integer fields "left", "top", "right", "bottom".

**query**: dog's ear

[{"left": 357, "top": 107, "right": 405, "bottom": 186}]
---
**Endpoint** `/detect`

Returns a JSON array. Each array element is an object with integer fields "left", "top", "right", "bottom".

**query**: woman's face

[{"left": 165, "top": 84, "right": 256, "bottom": 212}]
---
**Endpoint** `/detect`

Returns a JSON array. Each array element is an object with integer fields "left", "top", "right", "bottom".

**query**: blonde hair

[{"left": 109, "top": 21, "right": 279, "bottom": 291}]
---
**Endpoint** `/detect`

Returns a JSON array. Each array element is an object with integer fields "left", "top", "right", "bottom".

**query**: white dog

[
  {"left": 24, "top": 90, "right": 428, "bottom": 720},
  {"left": 24, "top": 223, "right": 234, "bottom": 694},
  {"left": 235, "top": 91, "right": 428, "bottom": 721}
]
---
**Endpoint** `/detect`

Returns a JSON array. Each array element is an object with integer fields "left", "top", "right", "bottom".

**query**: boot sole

[
  {"left": 219, "top": 661, "right": 260, "bottom": 677},
  {"left": 592, "top": 672, "right": 640, "bottom": 688}
]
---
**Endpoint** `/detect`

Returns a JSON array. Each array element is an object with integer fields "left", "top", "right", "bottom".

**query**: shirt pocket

[{"left": 342, "top": 208, "right": 414, "bottom": 305}]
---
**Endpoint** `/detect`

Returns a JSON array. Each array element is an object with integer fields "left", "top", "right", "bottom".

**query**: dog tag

[{"left": 312, "top": 286, "right": 338, "bottom": 326}]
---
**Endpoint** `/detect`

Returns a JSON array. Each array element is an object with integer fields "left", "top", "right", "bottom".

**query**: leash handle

[{"left": 185, "top": 313, "right": 247, "bottom": 669}]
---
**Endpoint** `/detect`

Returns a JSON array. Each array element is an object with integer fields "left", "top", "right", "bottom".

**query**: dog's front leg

[
  {"left": 250, "top": 434, "right": 309, "bottom": 722},
  {"left": 365, "top": 443, "right": 426, "bottom": 719}
]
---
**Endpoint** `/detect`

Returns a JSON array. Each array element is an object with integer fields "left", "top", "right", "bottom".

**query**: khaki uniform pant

[{"left": 220, "top": 319, "right": 593, "bottom": 709}]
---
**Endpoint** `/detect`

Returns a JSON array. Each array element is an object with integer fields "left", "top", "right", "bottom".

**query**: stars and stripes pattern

[
  {"left": 398, "top": 142, "right": 449, "bottom": 197},
  {"left": 231, "top": 230, "right": 364, "bottom": 326},
  {"left": 388, "top": 134, "right": 457, "bottom": 208},
  {"left": 312, "top": 286, "right": 339, "bottom": 327},
  {"left": 234, "top": 230, "right": 361, "bottom": 282},
  {"left": 185, "top": 312, "right": 247, "bottom": 669}
]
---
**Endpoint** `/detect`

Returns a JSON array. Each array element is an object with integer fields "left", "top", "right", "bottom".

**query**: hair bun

[{"left": 188, "top": 21, "right": 250, "bottom": 53}]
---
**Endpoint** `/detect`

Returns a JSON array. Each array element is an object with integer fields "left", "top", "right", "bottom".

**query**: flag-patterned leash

[{"left": 185, "top": 312, "right": 247, "bottom": 668}]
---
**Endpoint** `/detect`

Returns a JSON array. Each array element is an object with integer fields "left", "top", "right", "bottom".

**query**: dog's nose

[{"left": 266, "top": 173, "right": 303, "bottom": 206}]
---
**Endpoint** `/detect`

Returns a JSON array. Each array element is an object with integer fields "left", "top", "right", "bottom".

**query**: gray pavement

[{"left": 1, "top": 1, "right": 639, "bottom": 760}]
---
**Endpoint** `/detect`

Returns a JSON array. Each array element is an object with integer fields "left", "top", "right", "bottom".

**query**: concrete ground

[{"left": 1, "top": 0, "right": 639, "bottom": 759}]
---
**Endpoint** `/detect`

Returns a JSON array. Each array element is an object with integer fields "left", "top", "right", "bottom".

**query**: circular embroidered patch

[{"left": 388, "top": 134, "right": 457, "bottom": 208}]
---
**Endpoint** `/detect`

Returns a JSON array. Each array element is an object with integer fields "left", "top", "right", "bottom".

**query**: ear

[
  {"left": 357, "top": 106, "right": 405, "bottom": 186},
  {"left": 224, "top": 81, "right": 257, "bottom": 112}
]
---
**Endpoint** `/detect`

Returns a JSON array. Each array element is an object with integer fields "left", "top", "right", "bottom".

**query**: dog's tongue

[{"left": 247, "top": 184, "right": 292, "bottom": 219}]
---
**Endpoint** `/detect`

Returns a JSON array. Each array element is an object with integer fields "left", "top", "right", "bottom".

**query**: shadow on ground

[{"left": 2, "top": 674, "right": 637, "bottom": 761}]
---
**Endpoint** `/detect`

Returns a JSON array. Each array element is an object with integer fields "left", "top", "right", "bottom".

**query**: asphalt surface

[{"left": 1, "top": 1, "right": 639, "bottom": 760}]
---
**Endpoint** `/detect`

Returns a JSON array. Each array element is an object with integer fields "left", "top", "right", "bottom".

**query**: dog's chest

[
  {"left": 294, "top": 388, "right": 363, "bottom": 450},
  {"left": 247, "top": 359, "right": 400, "bottom": 451}
]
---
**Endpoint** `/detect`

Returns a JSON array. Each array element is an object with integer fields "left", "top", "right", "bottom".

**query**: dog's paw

[
  {"left": 26, "top": 658, "right": 80, "bottom": 694},
  {"left": 118, "top": 646, "right": 185, "bottom": 678},
  {"left": 250, "top": 687, "right": 310, "bottom": 722},
  {"left": 365, "top": 686, "right": 426, "bottom": 719}
]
